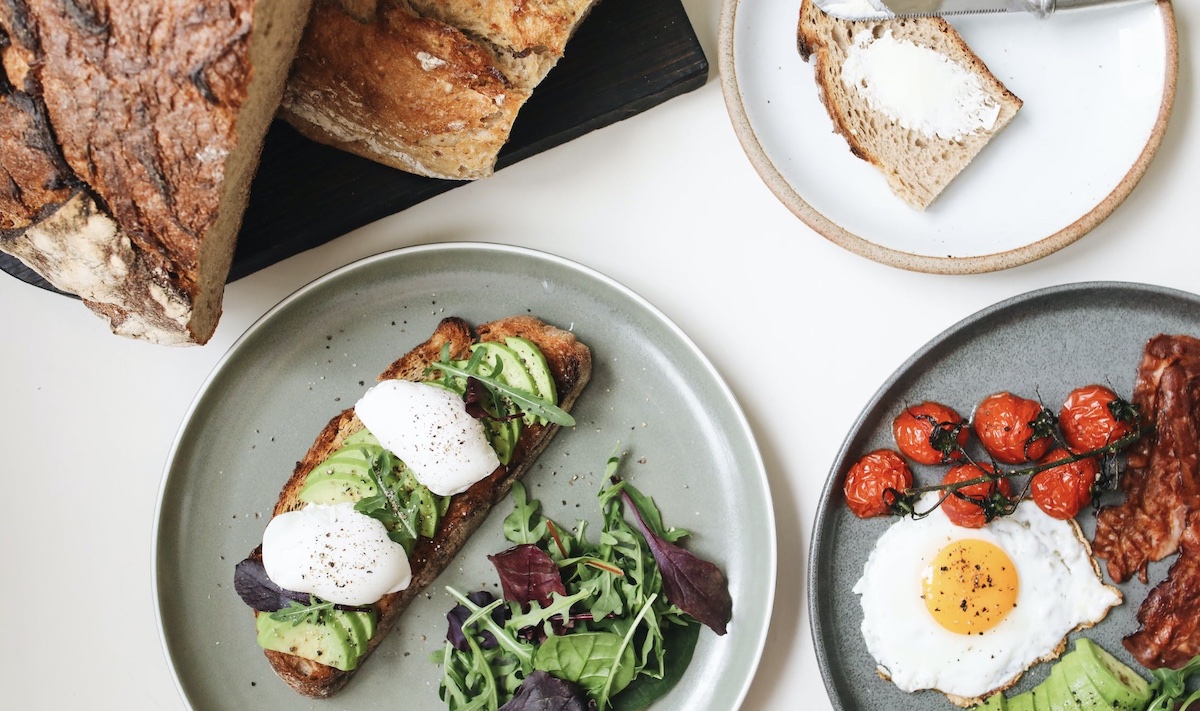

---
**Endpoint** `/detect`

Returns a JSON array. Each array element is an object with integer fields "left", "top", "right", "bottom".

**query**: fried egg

[{"left": 853, "top": 493, "right": 1120, "bottom": 703}]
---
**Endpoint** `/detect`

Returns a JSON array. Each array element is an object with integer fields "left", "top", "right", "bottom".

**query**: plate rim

[
  {"left": 717, "top": 0, "right": 1180, "bottom": 275},
  {"left": 150, "top": 241, "right": 777, "bottom": 710},
  {"left": 805, "top": 279, "right": 1200, "bottom": 710}
]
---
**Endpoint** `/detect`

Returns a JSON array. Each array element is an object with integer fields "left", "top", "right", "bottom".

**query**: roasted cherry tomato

[
  {"left": 1060, "top": 384, "right": 1135, "bottom": 452},
  {"left": 892, "top": 401, "right": 969, "bottom": 465},
  {"left": 973, "top": 391, "right": 1055, "bottom": 464},
  {"left": 844, "top": 449, "right": 914, "bottom": 518},
  {"left": 940, "top": 463, "right": 1012, "bottom": 529},
  {"left": 1030, "top": 448, "right": 1100, "bottom": 520}
]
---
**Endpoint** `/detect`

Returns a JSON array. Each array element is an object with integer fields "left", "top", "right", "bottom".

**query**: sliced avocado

[
  {"left": 1007, "top": 691, "right": 1036, "bottom": 711},
  {"left": 336, "top": 609, "right": 376, "bottom": 658},
  {"left": 1037, "top": 666, "right": 1082, "bottom": 711},
  {"left": 1073, "top": 638, "right": 1152, "bottom": 710},
  {"left": 976, "top": 692, "right": 1008, "bottom": 710},
  {"left": 256, "top": 612, "right": 357, "bottom": 671},
  {"left": 505, "top": 336, "right": 557, "bottom": 406},
  {"left": 471, "top": 341, "right": 541, "bottom": 424},
  {"left": 341, "top": 428, "right": 379, "bottom": 447},
  {"left": 1051, "top": 657, "right": 1105, "bottom": 710},
  {"left": 424, "top": 377, "right": 466, "bottom": 396},
  {"left": 298, "top": 470, "right": 377, "bottom": 504},
  {"left": 486, "top": 417, "right": 520, "bottom": 465}
]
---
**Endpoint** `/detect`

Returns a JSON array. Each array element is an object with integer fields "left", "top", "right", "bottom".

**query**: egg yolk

[{"left": 921, "top": 539, "right": 1019, "bottom": 635}]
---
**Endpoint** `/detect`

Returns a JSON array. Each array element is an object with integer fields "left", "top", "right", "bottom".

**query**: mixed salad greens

[{"left": 436, "top": 454, "right": 733, "bottom": 711}]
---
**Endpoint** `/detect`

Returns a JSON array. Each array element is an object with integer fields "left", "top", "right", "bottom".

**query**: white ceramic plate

[
  {"left": 152, "top": 243, "right": 775, "bottom": 710},
  {"left": 719, "top": 0, "right": 1178, "bottom": 273}
]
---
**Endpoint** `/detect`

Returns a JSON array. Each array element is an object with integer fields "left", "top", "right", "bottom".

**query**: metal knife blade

[{"left": 812, "top": 0, "right": 1147, "bottom": 21}]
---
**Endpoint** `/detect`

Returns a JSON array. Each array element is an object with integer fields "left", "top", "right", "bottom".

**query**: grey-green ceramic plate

[
  {"left": 153, "top": 243, "right": 774, "bottom": 710},
  {"left": 810, "top": 282, "right": 1200, "bottom": 710}
]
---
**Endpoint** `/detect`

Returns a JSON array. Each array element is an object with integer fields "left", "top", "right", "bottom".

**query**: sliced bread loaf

[
  {"left": 0, "top": 0, "right": 313, "bottom": 344},
  {"left": 797, "top": 0, "right": 1022, "bottom": 210},
  {"left": 280, "top": 0, "right": 598, "bottom": 181}
]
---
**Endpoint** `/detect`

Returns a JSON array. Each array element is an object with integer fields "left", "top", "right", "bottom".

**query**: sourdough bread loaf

[
  {"left": 0, "top": 0, "right": 312, "bottom": 344},
  {"left": 280, "top": 0, "right": 598, "bottom": 180},
  {"left": 797, "top": 0, "right": 1022, "bottom": 210}
]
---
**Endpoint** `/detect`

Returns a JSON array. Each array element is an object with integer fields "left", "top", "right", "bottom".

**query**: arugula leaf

[
  {"left": 507, "top": 589, "right": 594, "bottom": 637},
  {"left": 447, "top": 591, "right": 509, "bottom": 651},
  {"left": 269, "top": 597, "right": 335, "bottom": 626},
  {"left": 431, "top": 356, "right": 575, "bottom": 427},
  {"left": 447, "top": 587, "right": 537, "bottom": 669},
  {"left": 1147, "top": 652, "right": 1200, "bottom": 711},
  {"left": 504, "top": 482, "right": 549, "bottom": 545},
  {"left": 533, "top": 632, "right": 636, "bottom": 704}
]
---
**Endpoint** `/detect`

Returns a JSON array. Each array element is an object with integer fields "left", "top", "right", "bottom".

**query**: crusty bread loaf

[
  {"left": 280, "top": 0, "right": 597, "bottom": 180},
  {"left": 797, "top": 0, "right": 1021, "bottom": 210},
  {"left": 254, "top": 315, "right": 592, "bottom": 697},
  {"left": 0, "top": 0, "right": 312, "bottom": 344}
]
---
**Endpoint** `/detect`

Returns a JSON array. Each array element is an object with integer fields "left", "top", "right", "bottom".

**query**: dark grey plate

[
  {"left": 809, "top": 281, "right": 1200, "bottom": 710},
  {"left": 153, "top": 243, "right": 774, "bottom": 710}
]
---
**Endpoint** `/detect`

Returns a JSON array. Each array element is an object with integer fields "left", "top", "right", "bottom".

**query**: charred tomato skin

[
  {"left": 1031, "top": 448, "right": 1100, "bottom": 520},
  {"left": 844, "top": 449, "right": 914, "bottom": 518},
  {"left": 892, "top": 401, "right": 969, "bottom": 466},
  {"left": 973, "top": 391, "right": 1054, "bottom": 464},
  {"left": 1060, "top": 384, "right": 1134, "bottom": 452},
  {"left": 940, "top": 463, "right": 1012, "bottom": 529}
]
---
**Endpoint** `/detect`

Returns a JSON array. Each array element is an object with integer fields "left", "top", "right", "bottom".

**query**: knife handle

[{"left": 1021, "top": 0, "right": 1152, "bottom": 18}]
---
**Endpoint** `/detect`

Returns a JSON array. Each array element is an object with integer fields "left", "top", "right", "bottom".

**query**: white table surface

[{"left": 2, "top": 1, "right": 1196, "bottom": 709}]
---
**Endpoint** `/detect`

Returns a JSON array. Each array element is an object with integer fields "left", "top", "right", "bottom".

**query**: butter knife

[{"left": 813, "top": 0, "right": 1152, "bottom": 20}]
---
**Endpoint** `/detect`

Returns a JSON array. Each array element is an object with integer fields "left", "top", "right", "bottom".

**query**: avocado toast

[{"left": 237, "top": 315, "right": 592, "bottom": 698}]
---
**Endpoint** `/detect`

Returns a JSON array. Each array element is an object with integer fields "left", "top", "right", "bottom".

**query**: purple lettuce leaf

[
  {"left": 489, "top": 544, "right": 567, "bottom": 611},
  {"left": 499, "top": 671, "right": 598, "bottom": 711},
  {"left": 619, "top": 489, "right": 733, "bottom": 635},
  {"left": 233, "top": 556, "right": 311, "bottom": 612},
  {"left": 446, "top": 590, "right": 509, "bottom": 651}
]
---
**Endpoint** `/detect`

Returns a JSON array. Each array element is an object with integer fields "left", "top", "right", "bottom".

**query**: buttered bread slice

[{"left": 797, "top": 0, "right": 1022, "bottom": 210}]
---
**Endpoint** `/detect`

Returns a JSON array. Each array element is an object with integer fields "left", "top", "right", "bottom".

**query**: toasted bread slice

[
  {"left": 797, "top": 0, "right": 1021, "bottom": 210},
  {"left": 252, "top": 315, "right": 591, "bottom": 697}
]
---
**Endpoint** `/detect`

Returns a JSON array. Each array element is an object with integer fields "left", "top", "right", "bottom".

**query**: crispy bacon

[
  {"left": 1093, "top": 335, "right": 1200, "bottom": 584},
  {"left": 1092, "top": 334, "right": 1200, "bottom": 669},
  {"left": 1124, "top": 519, "right": 1200, "bottom": 669}
]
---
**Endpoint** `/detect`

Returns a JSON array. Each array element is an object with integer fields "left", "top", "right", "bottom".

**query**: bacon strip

[
  {"left": 1092, "top": 334, "right": 1200, "bottom": 669},
  {"left": 1093, "top": 335, "right": 1200, "bottom": 584}
]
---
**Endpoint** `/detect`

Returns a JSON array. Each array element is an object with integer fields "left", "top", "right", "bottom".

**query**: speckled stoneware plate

[
  {"left": 152, "top": 243, "right": 774, "bottom": 710},
  {"left": 810, "top": 282, "right": 1200, "bottom": 709},
  {"left": 718, "top": 1, "right": 1178, "bottom": 274}
]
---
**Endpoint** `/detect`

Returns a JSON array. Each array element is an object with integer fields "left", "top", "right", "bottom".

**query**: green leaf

[
  {"left": 533, "top": 632, "right": 636, "bottom": 703},
  {"left": 503, "top": 482, "right": 548, "bottom": 545},
  {"left": 431, "top": 357, "right": 575, "bottom": 427},
  {"left": 446, "top": 587, "right": 536, "bottom": 670},
  {"left": 618, "top": 481, "right": 690, "bottom": 544},
  {"left": 507, "top": 588, "right": 594, "bottom": 635},
  {"left": 268, "top": 597, "right": 333, "bottom": 626},
  {"left": 609, "top": 620, "right": 701, "bottom": 711}
]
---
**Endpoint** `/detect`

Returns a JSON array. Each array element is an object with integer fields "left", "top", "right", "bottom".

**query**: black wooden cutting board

[{"left": 2, "top": 0, "right": 707, "bottom": 294}]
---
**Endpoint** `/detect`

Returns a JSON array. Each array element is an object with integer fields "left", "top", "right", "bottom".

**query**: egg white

[{"left": 853, "top": 493, "right": 1121, "bottom": 702}]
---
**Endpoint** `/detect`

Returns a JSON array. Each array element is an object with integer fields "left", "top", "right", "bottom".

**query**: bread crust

[
  {"left": 281, "top": 0, "right": 532, "bottom": 181},
  {"left": 0, "top": 0, "right": 312, "bottom": 344},
  {"left": 281, "top": 0, "right": 598, "bottom": 180},
  {"left": 253, "top": 315, "right": 592, "bottom": 698}
]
